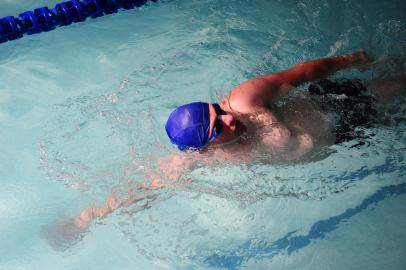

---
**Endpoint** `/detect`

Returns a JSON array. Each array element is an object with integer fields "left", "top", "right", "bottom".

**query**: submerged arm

[
  {"left": 46, "top": 152, "right": 197, "bottom": 250},
  {"left": 73, "top": 152, "right": 196, "bottom": 229},
  {"left": 72, "top": 182, "right": 159, "bottom": 229}
]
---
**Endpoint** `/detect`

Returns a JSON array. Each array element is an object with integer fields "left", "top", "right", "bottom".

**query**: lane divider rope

[{"left": 0, "top": 0, "right": 157, "bottom": 44}]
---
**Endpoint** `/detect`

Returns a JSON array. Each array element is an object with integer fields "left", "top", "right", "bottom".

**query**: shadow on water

[
  {"left": 329, "top": 151, "right": 405, "bottom": 184},
  {"left": 198, "top": 181, "right": 406, "bottom": 270}
]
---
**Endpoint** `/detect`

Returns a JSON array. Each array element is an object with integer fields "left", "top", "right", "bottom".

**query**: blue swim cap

[{"left": 165, "top": 102, "right": 218, "bottom": 151}]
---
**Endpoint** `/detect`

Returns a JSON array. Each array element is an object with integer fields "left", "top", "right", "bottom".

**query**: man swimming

[
  {"left": 51, "top": 49, "right": 378, "bottom": 244},
  {"left": 165, "top": 49, "right": 373, "bottom": 160}
]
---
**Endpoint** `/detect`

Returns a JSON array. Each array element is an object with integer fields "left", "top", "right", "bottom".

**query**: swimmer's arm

[
  {"left": 229, "top": 50, "right": 372, "bottom": 110},
  {"left": 72, "top": 183, "right": 159, "bottom": 230},
  {"left": 46, "top": 183, "right": 159, "bottom": 249},
  {"left": 265, "top": 49, "right": 373, "bottom": 100},
  {"left": 72, "top": 153, "right": 196, "bottom": 229},
  {"left": 46, "top": 154, "right": 197, "bottom": 248}
]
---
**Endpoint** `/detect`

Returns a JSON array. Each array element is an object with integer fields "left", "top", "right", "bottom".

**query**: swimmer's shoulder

[
  {"left": 220, "top": 83, "right": 271, "bottom": 115},
  {"left": 219, "top": 93, "right": 264, "bottom": 117}
]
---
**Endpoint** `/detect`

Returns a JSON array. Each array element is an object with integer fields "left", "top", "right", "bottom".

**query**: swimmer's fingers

[
  {"left": 350, "top": 49, "right": 375, "bottom": 71},
  {"left": 72, "top": 202, "right": 97, "bottom": 229},
  {"left": 46, "top": 217, "right": 89, "bottom": 250}
]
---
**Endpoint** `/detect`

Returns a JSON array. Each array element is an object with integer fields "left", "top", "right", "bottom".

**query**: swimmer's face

[{"left": 208, "top": 104, "right": 245, "bottom": 146}]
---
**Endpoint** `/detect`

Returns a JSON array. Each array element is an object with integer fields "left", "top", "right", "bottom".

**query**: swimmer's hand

[
  {"left": 345, "top": 49, "right": 374, "bottom": 70},
  {"left": 46, "top": 194, "right": 133, "bottom": 250},
  {"left": 46, "top": 214, "right": 90, "bottom": 251}
]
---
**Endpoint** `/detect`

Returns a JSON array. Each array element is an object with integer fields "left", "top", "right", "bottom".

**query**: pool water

[{"left": 0, "top": 0, "right": 405, "bottom": 269}]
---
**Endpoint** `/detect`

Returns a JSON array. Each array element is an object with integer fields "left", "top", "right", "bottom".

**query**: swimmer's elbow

[{"left": 296, "top": 133, "right": 314, "bottom": 156}]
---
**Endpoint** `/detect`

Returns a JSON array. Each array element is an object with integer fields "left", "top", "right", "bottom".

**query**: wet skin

[{"left": 204, "top": 49, "right": 372, "bottom": 157}]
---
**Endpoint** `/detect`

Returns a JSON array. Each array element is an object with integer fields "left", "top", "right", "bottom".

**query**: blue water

[{"left": 0, "top": 0, "right": 405, "bottom": 269}]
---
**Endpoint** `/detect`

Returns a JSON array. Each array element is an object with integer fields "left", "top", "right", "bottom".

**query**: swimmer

[
  {"left": 70, "top": 50, "right": 371, "bottom": 221},
  {"left": 165, "top": 48, "right": 373, "bottom": 159},
  {"left": 52, "top": 49, "right": 404, "bottom": 246}
]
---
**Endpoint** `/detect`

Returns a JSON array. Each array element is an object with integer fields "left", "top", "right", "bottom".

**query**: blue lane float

[{"left": 0, "top": 0, "right": 157, "bottom": 43}]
